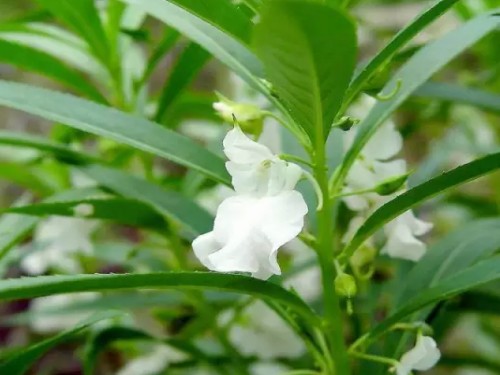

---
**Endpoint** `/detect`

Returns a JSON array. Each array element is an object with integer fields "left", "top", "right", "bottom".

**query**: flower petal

[
  {"left": 382, "top": 223, "right": 428, "bottom": 261},
  {"left": 398, "top": 336, "right": 440, "bottom": 373},
  {"left": 223, "top": 126, "right": 272, "bottom": 164},
  {"left": 192, "top": 231, "right": 220, "bottom": 270},
  {"left": 364, "top": 120, "right": 403, "bottom": 161}
]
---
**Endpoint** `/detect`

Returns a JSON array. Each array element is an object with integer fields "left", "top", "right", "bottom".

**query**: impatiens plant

[{"left": 0, "top": 0, "right": 499, "bottom": 374}]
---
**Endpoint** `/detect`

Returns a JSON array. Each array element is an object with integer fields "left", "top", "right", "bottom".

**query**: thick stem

[{"left": 314, "top": 141, "right": 350, "bottom": 375}]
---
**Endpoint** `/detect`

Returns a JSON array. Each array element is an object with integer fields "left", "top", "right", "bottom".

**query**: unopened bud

[
  {"left": 334, "top": 272, "right": 357, "bottom": 298},
  {"left": 333, "top": 116, "right": 359, "bottom": 131},
  {"left": 213, "top": 93, "right": 264, "bottom": 135},
  {"left": 375, "top": 173, "right": 410, "bottom": 196}
]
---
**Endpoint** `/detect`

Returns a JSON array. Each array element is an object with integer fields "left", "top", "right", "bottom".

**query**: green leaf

[
  {"left": 415, "top": 82, "right": 500, "bottom": 115},
  {"left": 2, "top": 196, "right": 168, "bottom": 232},
  {"left": 166, "top": 0, "right": 253, "bottom": 44},
  {"left": 119, "top": 0, "right": 263, "bottom": 86},
  {"left": 254, "top": 0, "right": 356, "bottom": 142},
  {"left": 335, "top": 12, "right": 500, "bottom": 189},
  {"left": 35, "top": 0, "right": 110, "bottom": 64},
  {"left": 155, "top": 43, "right": 211, "bottom": 123},
  {"left": 0, "top": 272, "right": 319, "bottom": 325},
  {"left": 0, "top": 80, "right": 229, "bottom": 184},
  {"left": 395, "top": 219, "right": 500, "bottom": 308},
  {"left": 0, "top": 312, "right": 120, "bottom": 375},
  {"left": 341, "top": 152, "right": 500, "bottom": 260},
  {"left": 366, "top": 255, "right": 500, "bottom": 341},
  {"left": 0, "top": 162, "right": 55, "bottom": 195},
  {"left": 0, "top": 130, "right": 98, "bottom": 164},
  {"left": 346, "top": 0, "right": 460, "bottom": 103},
  {"left": 0, "top": 40, "right": 105, "bottom": 102},
  {"left": 140, "top": 28, "right": 179, "bottom": 84},
  {"left": 0, "top": 197, "right": 39, "bottom": 263},
  {"left": 80, "top": 164, "right": 213, "bottom": 237}
]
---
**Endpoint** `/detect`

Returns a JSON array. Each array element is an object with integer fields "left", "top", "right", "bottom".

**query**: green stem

[{"left": 313, "top": 141, "right": 350, "bottom": 375}]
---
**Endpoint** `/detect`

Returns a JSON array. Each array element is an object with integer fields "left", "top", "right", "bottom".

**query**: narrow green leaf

[
  {"left": 0, "top": 272, "right": 319, "bottom": 324},
  {"left": 254, "top": 0, "right": 356, "bottom": 141},
  {"left": 3, "top": 197, "right": 168, "bottom": 232},
  {"left": 395, "top": 219, "right": 500, "bottom": 308},
  {"left": 0, "top": 197, "right": 39, "bottom": 263},
  {"left": 80, "top": 164, "right": 213, "bottom": 237},
  {"left": 335, "top": 13, "right": 500, "bottom": 190},
  {"left": 342, "top": 152, "right": 500, "bottom": 260},
  {"left": 0, "top": 312, "right": 120, "bottom": 375},
  {"left": 119, "top": 0, "right": 263, "bottom": 85},
  {"left": 0, "top": 81, "right": 229, "bottom": 184},
  {"left": 367, "top": 256, "right": 500, "bottom": 341},
  {"left": 140, "top": 28, "right": 180, "bottom": 84},
  {"left": 0, "top": 130, "right": 98, "bottom": 164},
  {"left": 35, "top": 0, "right": 110, "bottom": 64},
  {"left": 0, "top": 163, "right": 54, "bottom": 195},
  {"left": 346, "top": 0, "right": 460, "bottom": 103},
  {"left": 155, "top": 43, "right": 211, "bottom": 123},
  {"left": 414, "top": 82, "right": 500, "bottom": 115},
  {"left": 0, "top": 40, "right": 105, "bottom": 102},
  {"left": 166, "top": 0, "right": 253, "bottom": 44}
]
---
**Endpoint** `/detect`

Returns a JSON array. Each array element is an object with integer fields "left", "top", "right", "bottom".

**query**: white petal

[
  {"left": 399, "top": 336, "right": 440, "bottom": 373},
  {"left": 223, "top": 126, "right": 272, "bottom": 164},
  {"left": 402, "top": 210, "right": 433, "bottom": 236},
  {"left": 382, "top": 223, "right": 427, "bottom": 261},
  {"left": 343, "top": 192, "right": 371, "bottom": 212},
  {"left": 345, "top": 160, "right": 377, "bottom": 190},
  {"left": 372, "top": 159, "right": 407, "bottom": 182},
  {"left": 363, "top": 120, "right": 403, "bottom": 161},
  {"left": 192, "top": 232, "right": 220, "bottom": 270}
]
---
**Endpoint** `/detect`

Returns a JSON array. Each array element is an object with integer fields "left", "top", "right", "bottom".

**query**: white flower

[
  {"left": 29, "top": 293, "right": 99, "bottom": 333},
  {"left": 117, "top": 345, "right": 186, "bottom": 375},
  {"left": 222, "top": 301, "right": 304, "bottom": 359},
  {"left": 250, "top": 362, "right": 290, "bottom": 375},
  {"left": 223, "top": 126, "right": 302, "bottom": 197},
  {"left": 21, "top": 216, "right": 97, "bottom": 275},
  {"left": 396, "top": 335, "right": 441, "bottom": 375},
  {"left": 193, "top": 127, "right": 308, "bottom": 279},
  {"left": 73, "top": 203, "right": 94, "bottom": 217},
  {"left": 193, "top": 191, "right": 307, "bottom": 279},
  {"left": 342, "top": 95, "right": 432, "bottom": 262},
  {"left": 382, "top": 210, "right": 433, "bottom": 261}
]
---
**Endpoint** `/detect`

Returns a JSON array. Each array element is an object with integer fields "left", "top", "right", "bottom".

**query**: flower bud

[
  {"left": 333, "top": 116, "right": 360, "bottom": 131},
  {"left": 350, "top": 245, "right": 377, "bottom": 279},
  {"left": 213, "top": 94, "right": 264, "bottom": 136},
  {"left": 375, "top": 172, "right": 410, "bottom": 196},
  {"left": 334, "top": 272, "right": 357, "bottom": 298}
]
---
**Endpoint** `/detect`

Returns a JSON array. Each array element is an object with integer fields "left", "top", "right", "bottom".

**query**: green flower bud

[
  {"left": 375, "top": 172, "right": 411, "bottom": 196},
  {"left": 334, "top": 272, "right": 357, "bottom": 298},
  {"left": 213, "top": 93, "right": 264, "bottom": 136},
  {"left": 333, "top": 116, "right": 360, "bottom": 131}
]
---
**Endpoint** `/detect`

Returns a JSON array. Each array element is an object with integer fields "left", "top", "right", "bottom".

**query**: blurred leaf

[
  {"left": 0, "top": 23, "right": 104, "bottom": 76},
  {"left": 0, "top": 163, "right": 54, "bottom": 195},
  {"left": 35, "top": 0, "right": 110, "bottom": 64},
  {"left": 367, "top": 255, "right": 500, "bottom": 341},
  {"left": 395, "top": 219, "right": 500, "bottom": 307},
  {"left": 80, "top": 164, "right": 213, "bottom": 237},
  {"left": 0, "top": 272, "right": 319, "bottom": 325},
  {"left": 0, "top": 196, "right": 39, "bottom": 262},
  {"left": 452, "top": 291, "right": 500, "bottom": 314},
  {"left": 155, "top": 43, "right": 211, "bottom": 123},
  {"left": 0, "top": 311, "right": 120, "bottom": 375},
  {"left": 140, "top": 28, "right": 179, "bottom": 84},
  {"left": 2, "top": 197, "right": 168, "bottom": 232},
  {"left": 415, "top": 82, "right": 500, "bottom": 115},
  {"left": 342, "top": 152, "right": 500, "bottom": 260},
  {"left": 0, "top": 81, "right": 229, "bottom": 184},
  {"left": 336, "top": 12, "right": 500, "bottom": 188},
  {"left": 0, "top": 130, "right": 98, "bottom": 164},
  {"left": 0, "top": 40, "right": 106, "bottom": 102},
  {"left": 254, "top": 0, "right": 356, "bottom": 142},
  {"left": 346, "top": 0, "right": 460, "bottom": 102},
  {"left": 119, "top": 0, "right": 264, "bottom": 89}
]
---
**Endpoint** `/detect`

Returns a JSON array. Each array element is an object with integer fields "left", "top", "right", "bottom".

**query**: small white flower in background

[
  {"left": 29, "top": 293, "right": 99, "bottom": 333},
  {"left": 21, "top": 216, "right": 97, "bottom": 275},
  {"left": 250, "top": 361, "right": 291, "bottom": 375},
  {"left": 117, "top": 345, "right": 186, "bottom": 375},
  {"left": 221, "top": 301, "right": 305, "bottom": 359},
  {"left": 342, "top": 95, "right": 432, "bottom": 262},
  {"left": 193, "top": 127, "right": 308, "bottom": 280},
  {"left": 396, "top": 335, "right": 441, "bottom": 375},
  {"left": 73, "top": 203, "right": 94, "bottom": 217}
]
